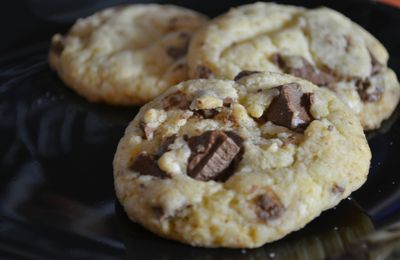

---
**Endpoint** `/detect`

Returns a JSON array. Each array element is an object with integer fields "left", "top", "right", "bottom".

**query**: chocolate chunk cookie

[
  {"left": 114, "top": 72, "right": 371, "bottom": 248},
  {"left": 49, "top": 4, "right": 207, "bottom": 105},
  {"left": 188, "top": 2, "right": 400, "bottom": 129}
]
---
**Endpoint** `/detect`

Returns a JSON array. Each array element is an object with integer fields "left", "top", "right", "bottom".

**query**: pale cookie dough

[
  {"left": 114, "top": 72, "right": 371, "bottom": 248},
  {"left": 188, "top": 2, "right": 400, "bottom": 130},
  {"left": 49, "top": 4, "right": 207, "bottom": 105}
]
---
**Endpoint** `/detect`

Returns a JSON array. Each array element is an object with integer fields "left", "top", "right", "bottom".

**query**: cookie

[
  {"left": 49, "top": 4, "right": 207, "bottom": 105},
  {"left": 113, "top": 72, "right": 371, "bottom": 248},
  {"left": 188, "top": 2, "right": 400, "bottom": 130}
]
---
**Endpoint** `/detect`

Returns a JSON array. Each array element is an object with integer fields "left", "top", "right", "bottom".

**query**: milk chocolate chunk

[
  {"left": 140, "top": 122, "right": 155, "bottom": 140},
  {"left": 370, "top": 52, "right": 384, "bottom": 75},
  {"left": 234, "top": 70, "right": 260, "bottom": 81},
  {"left": 331, "top": 183, "right": 345, "bottom": 194},
  {"left": 255, "top": 192, "right": 284, "bottom": 222},
  {"left": 163, "top": 91, "right": 190, "bottom": 110},
  {"left": 166, "top": 46, "right": 187, "bottom": 60},
  {"left": 157, "top": 134, "right": 177, "bottom": 156},
  {"left": 130, "top": 153, "right": 167, "bottom": 178},
  {"left": 271, "top": 54, "right": 335, "bottom": 86},
  {"left": 130, "top": 136, "right": 178, "bottom": 177},
  {"left": 187, "top": 130, "right": 243, "bottom": 181},
  {"left": 265, "top": 83, "right": 314, "bottom": 132},
  {"left": 223, "top": 97, "right": 234, "bottom": 107},
  {"left": 193, "top": 98, "right": 235, "bottom": 119},
  {"left": 356, "top": 78, "right": 384, "bottom": 102},
  {"left": 196, "top": 66, "right": 213, "bottom": 79},
  {"left": 194, "top": 109, "right": 220, "bottom": 119}
]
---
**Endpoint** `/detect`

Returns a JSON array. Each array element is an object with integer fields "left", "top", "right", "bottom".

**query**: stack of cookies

[{"left": 49, "top": 3, "right": 400, "bottom": 248}]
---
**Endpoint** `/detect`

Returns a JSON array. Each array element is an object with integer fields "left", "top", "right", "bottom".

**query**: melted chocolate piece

[
  {"left": 166, "top": 46, "right": 187, "bottom": 60},
  {"left": 140, "top": 122, "right": 155, "bottom": 140},
  {"left": 234, "top": 70, "right": 260, "bottom": 81},
  {"left": 130, "top": 135, "right": 178, "bottom": 178},
  {"left": 370, "top": 52, "right": 384, "bottom": 75},
  {"left": 157, "top": 135, "right": 177, "bottom": 156},
  {"left": 354, "top": 52, "right": 385, "bottom": 102},
  {"left": 265, "top": 83, "right": 314, "bottom": 132},
  {"left": 196, "top": 66, "right": 213, "bottom": 79},
  {"left": 187, "top": 130, "right": 243, "bottom": 182},
  {"left": 356, "top": 78, "right": 384, "bottom": 102},
  {"left": 223, "top": 97, "right": 234, "bottom": 107},
  {"left": 332, "top": 183, "right": 345, "bottom": 194},
  {"left": 271, "top": 54, "right": 335, "bottom": 86},
  {"left": 194, "top": 109, "right": 220, "bottom": 119},
  {"left": 192, "top": 98, "right": 234, "bottom": 119},
  {"left": 130, "top": 153, "right": 167, "bottom": 178},
  {"left": 163, "top": 91, "right": 190, "bottom": 110},
  {"left": 168, "top": 16, "right": 193, "bottom": 31},
  {"left": 255, "top": 193, "right": 284, "bottom": 221},
  {"left": 271, "top": 52, "right": 386, "bottom": 103}
]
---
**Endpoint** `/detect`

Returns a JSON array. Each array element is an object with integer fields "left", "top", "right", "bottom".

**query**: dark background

[{"left": 0, "top": 0, "right": 400, "bottom": 259}]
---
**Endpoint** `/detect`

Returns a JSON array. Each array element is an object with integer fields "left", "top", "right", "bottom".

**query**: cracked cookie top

[
  {"left": 113, "top": 71, "right": 371, "bottom": 248},
  {"left": 188, "top": 2, "right": 400, "bottom": 129}
]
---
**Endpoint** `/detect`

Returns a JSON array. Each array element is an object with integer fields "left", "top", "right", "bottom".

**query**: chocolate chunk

[
  {"left": 151, "top": 206, "right": 165, "bottom": 220},
  {"left": 168, "top": 16, "right": 192, "bottom": 31},
  {"left": 130, "top": 153, "right": 167, "bottom": 178},
  {"left": 291, "top": 64, "right": 335, "bottom": 86},
  {"left": 255, "top": 192, "right": 284, "bottom": 222},
  {"left": 265, "top": 83, "right": 314, "bottom": 132},
  {"left": 271, "top": 53, "right": 285, "bottom": 68},
  {"left": 193, "top": 98, "right": 234, "bottom": 119},
  {"left": 130, "top": 136, "right": 178, "bottom": 178},
  {"left": 157, "top": 135, "right": 177, "bottom": 156},
  {"left": 196, "top": 66, "right": 213, "bottom": 79},
  {"left": 332, "top": 183, "right": 345, "bottom": 194},
  {"left": 140, "top": 122, "right": 155, "bottom": 140},
  {"left": 370, "top": 52, "right": 384, "bottom": 75},
  {"left": 166, "top": 46, "right": 187, "bottom": 60},
  {"left": 152, "top": 204, "right": 192, "bottom": 221},
  {"left": 356, "top": 78, "right": 384, "bottom": 102},
  {"left": 234, "top": 70, "right": 260, "bottom": 81},
  {"left": 194, "top": 109, "right": 220, "bottom": 119},
  {"left": 354, "top": 51, "right": 385, "bottom": 102},
  {"left": 187, "top": 130, "right": 243, "bottom": 182},
  {"left": 271, "top": 54, "right": 335, "bottom": 86},
  {"left": 224, "top": 131, "right": 244, "bottom": 171},
  {"left": 165, "top": 36, "right": 189, "bottom": 60},
  {"left": 223, "top": 97, "right": 234, "bottom": 107},
  {"left": 163, "top": 91, "right": 190, "bottom": 110},
  {"left": 178, "top": 32, "right": 191, "bottom": 39}
]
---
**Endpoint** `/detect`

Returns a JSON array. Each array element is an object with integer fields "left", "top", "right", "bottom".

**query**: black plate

[{"left": 1, "top": 0, "right": 400, "bottom": 259}]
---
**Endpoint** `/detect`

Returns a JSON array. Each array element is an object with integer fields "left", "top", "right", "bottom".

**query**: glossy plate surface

[{"left": 1, "top": 0, "right": 400, "bottom": 259}]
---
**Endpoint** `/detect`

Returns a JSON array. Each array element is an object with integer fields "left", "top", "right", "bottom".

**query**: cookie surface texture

[
  {"left": 188, "top": 2, "right": 400, "bottom": 129},
  {"left": 114, "top": 72, "right": 371, "bottom": 248},
  {"left": 49, "top": 4, "right": 208, "bottom": 105}
]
